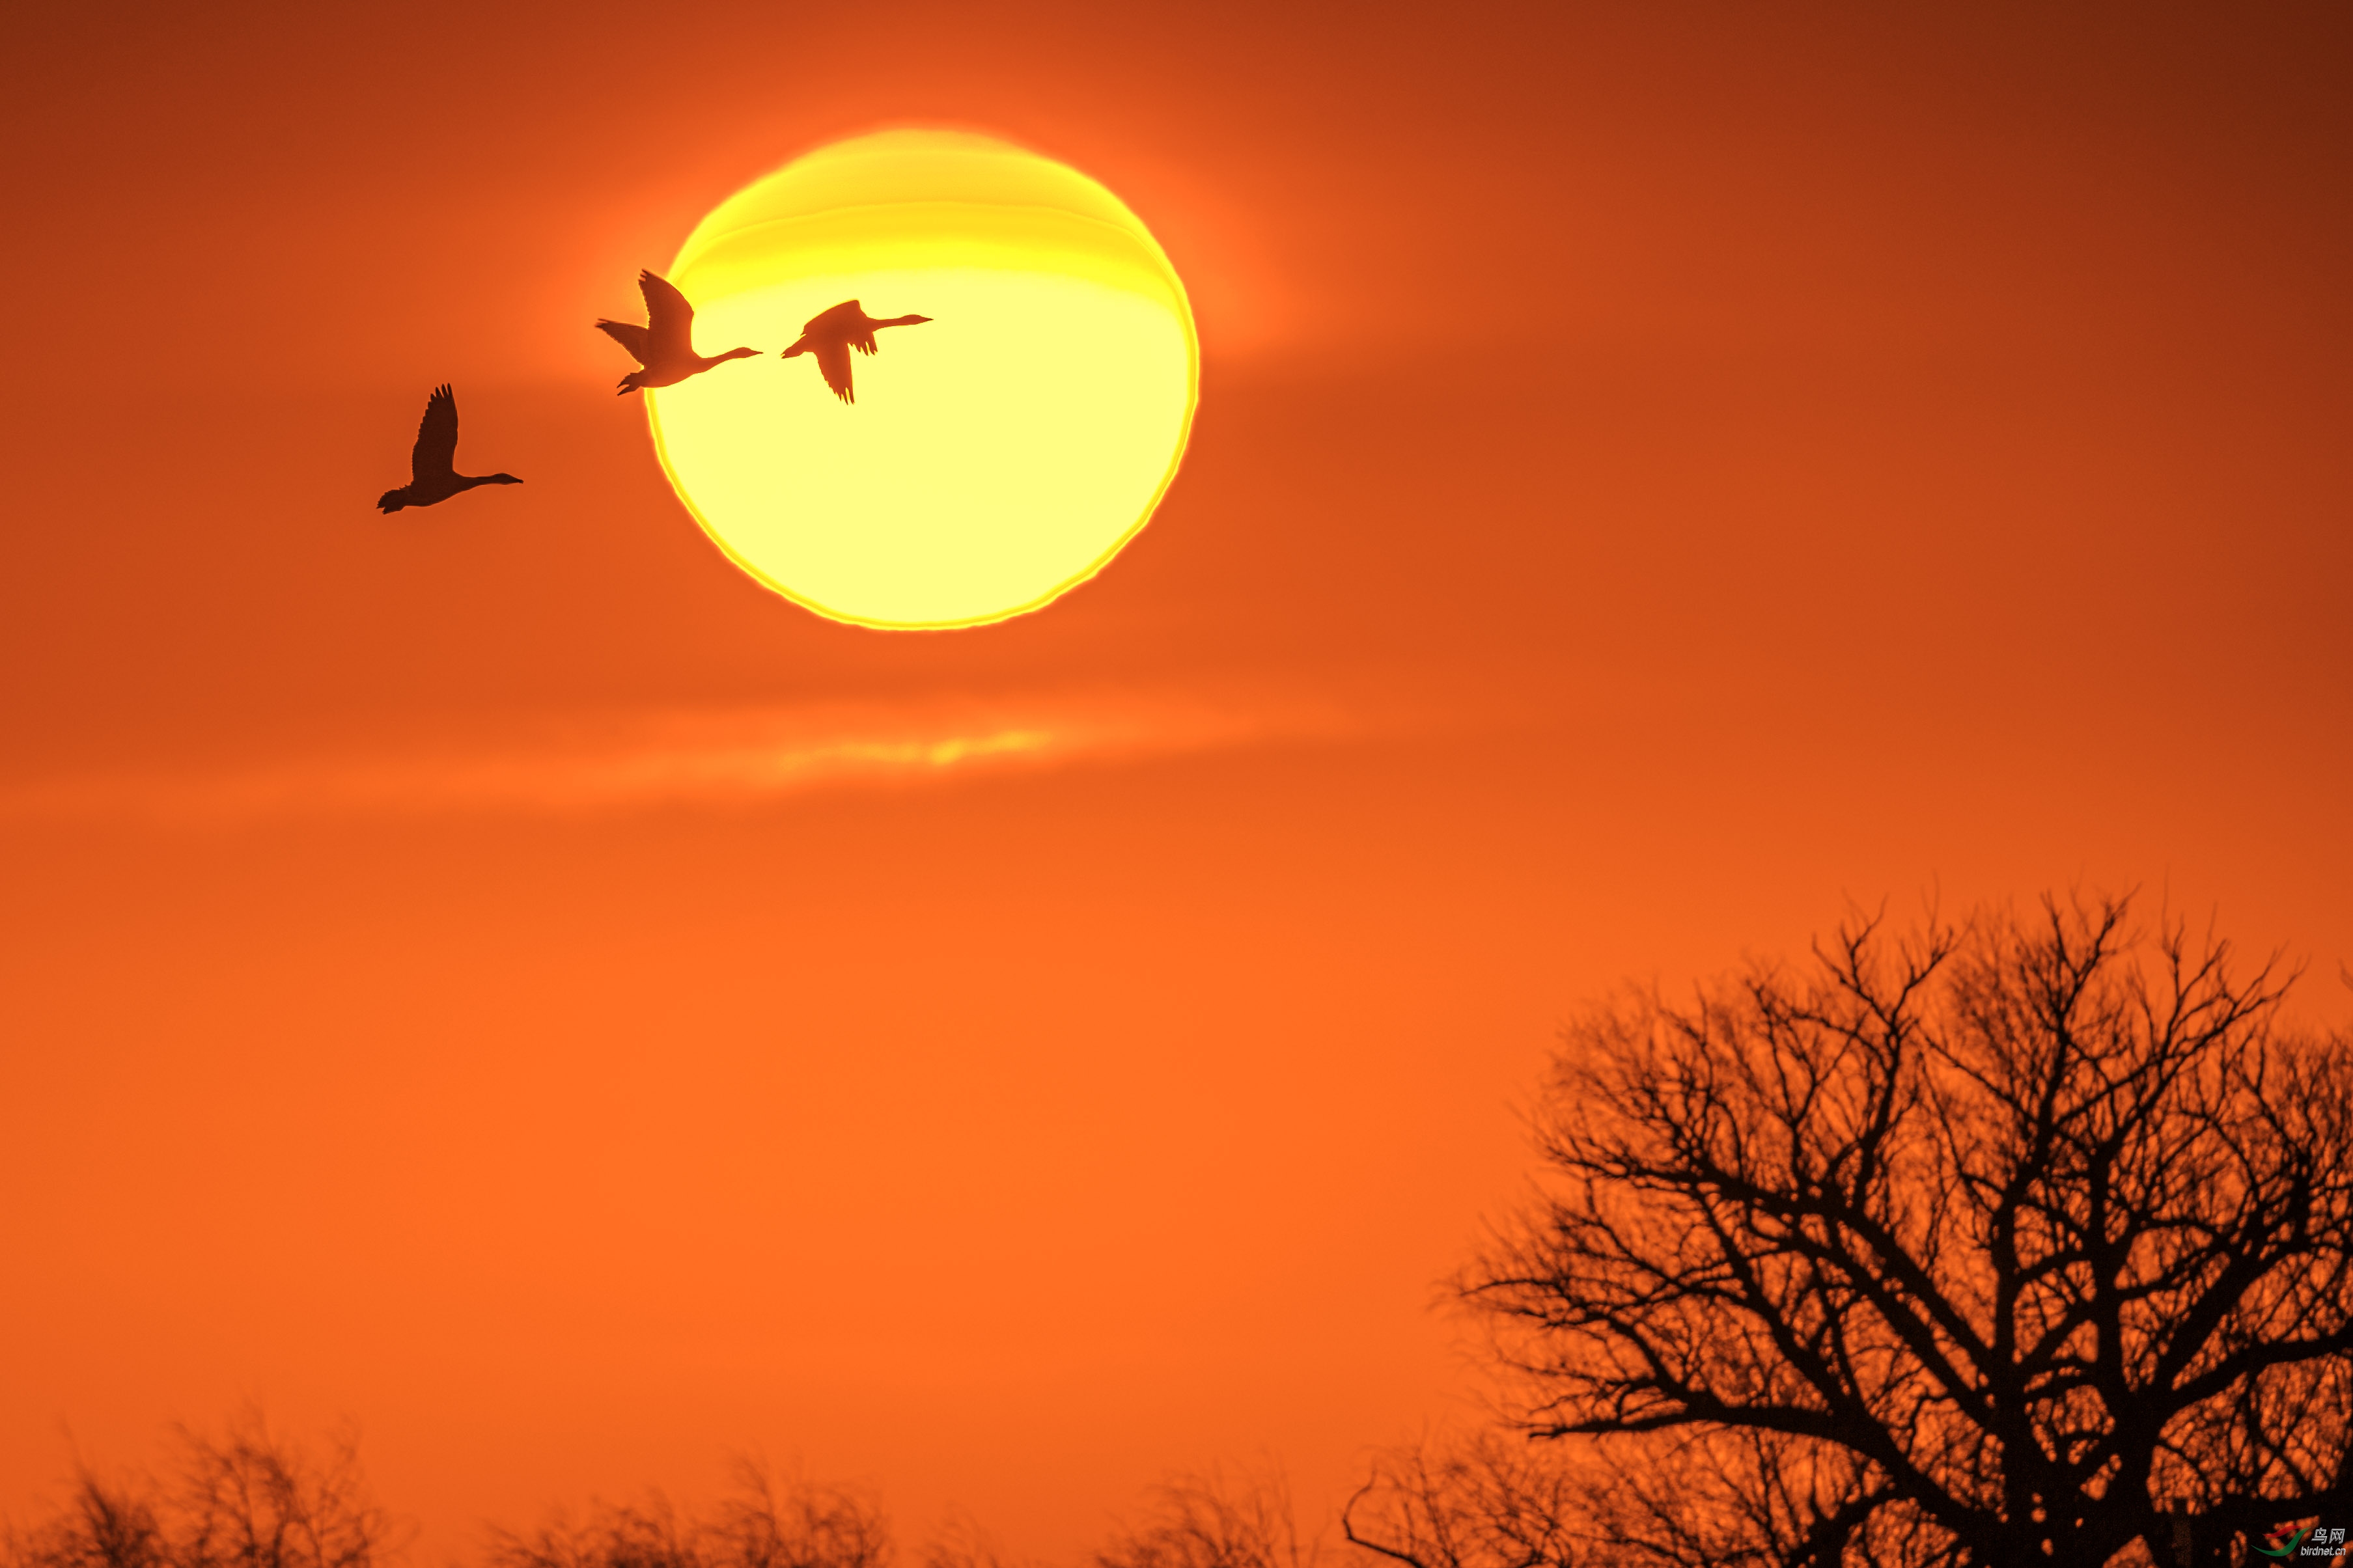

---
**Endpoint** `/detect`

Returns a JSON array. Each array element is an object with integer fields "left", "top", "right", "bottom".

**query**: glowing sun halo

[{"left": 646, "top": 130, "right": 1200, "bottom": 629}]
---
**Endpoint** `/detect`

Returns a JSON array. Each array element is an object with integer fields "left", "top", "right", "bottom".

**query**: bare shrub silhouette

[
  {"left": 917, "top": 1511, "right": 1029, "bottom": 1568},
  {"left": 1341, "top": 1434, "right": 1580, "bottom": 1568},
  {"left": 1093, "top": 1470, "right": 1318, "bottom": 1568},
  {"left": 5, "top": 1473, "right": 165, "bottom": 1568},
  {"left": 5, "top": 1418, "right": 391, "bottom": 1568},
  {"left": 486, "top": 1464, "right": 889, "bottom": 1568},
  {"left": 1390, "top": 895, "right": 2353, "bottom": 1567},
  {"left": 174, "top": 1421, "right": 385, "bottom": 1568},
  {"left": 931, "top": 1500, "right": 1133, "bottom": 1568}
]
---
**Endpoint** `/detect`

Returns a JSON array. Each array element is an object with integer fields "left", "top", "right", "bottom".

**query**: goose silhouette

[
  {"left": 376, "top": 385, "right": 522, "bottom": 513},
  {"left": 781, "top": 300, "right": 932, "bottom": 403},
  {"left": 596, "top": 271, "right": 759, "bottom": 394}
]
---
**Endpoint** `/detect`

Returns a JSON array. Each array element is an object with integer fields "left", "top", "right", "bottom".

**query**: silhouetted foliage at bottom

[
  {"left": 1093, "top": 1469, "right": 1322, "bottom": 1568},
  {"left": 7, "top": 1435, "right": 1338, "bottom": 1568},
  {"left": 2, "top": 1415, "right": 391, "bottom": 1568},
  {"left": 1343, "top": 1433, "right": 1579, "bottom": 1568},
  {"left": 486, "top": 1463, "right": 889, "bottom": 1568}
]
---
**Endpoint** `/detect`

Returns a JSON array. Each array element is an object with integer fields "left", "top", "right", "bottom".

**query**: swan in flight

[
  {"left": 376, "top": 385, "right": 522, "bottom": 513},
  {"left": 780, "top": 300, "right": 932, "bottom": 403},
  {"left": 596, "top": 271, "right": 759, "bottom": 394}
]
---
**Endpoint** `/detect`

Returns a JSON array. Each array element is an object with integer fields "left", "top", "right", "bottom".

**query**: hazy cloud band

[{"left": 0, "top": 687, "right": 1356, "bottom": 827}]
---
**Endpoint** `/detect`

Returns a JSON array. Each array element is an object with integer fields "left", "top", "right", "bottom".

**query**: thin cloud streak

[{"left": 0, "top": 687, "right": 1359, "bottom": 827}]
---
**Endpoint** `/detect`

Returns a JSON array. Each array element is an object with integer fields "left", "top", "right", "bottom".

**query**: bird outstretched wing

[
  {"left": 595, "top": 319, "right": 652, "bottom": 364},
  {"left": 803, "top": 299, "right": 861, "bottom": 335},
  {"left": 814, "top": 341, "right": 856, "bottom": 402},
  {"left": 412, "top": 385, "right": 459, "bottom": 484},
  {"left": 639, "top": 271, "right": 695, "bottom": 355}
]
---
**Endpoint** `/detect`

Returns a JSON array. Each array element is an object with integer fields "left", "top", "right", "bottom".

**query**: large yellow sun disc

[{"left": 646, "top": 131, "right": 1199, "bottom": 629}]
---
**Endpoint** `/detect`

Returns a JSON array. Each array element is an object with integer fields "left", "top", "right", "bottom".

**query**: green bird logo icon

[{"left": 2257, "top": 1525, "right": 2312, "bottom": 1560}]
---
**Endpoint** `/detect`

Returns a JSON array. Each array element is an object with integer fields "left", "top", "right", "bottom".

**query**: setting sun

[{"left": 645, "top": 130, "right": 1199, "bottom": 629}]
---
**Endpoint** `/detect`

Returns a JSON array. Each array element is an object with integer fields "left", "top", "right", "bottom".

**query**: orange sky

[{"left": 3, "top": 2, "right": 2350, "bottom": 1560}]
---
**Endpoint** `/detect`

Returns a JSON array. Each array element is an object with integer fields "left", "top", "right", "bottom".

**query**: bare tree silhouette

[
  {"left": 1415, "top": 896, "right": 2353, "bottom": 1567},
  {"left": 5, "top": 1472, "right": 166, "bottom": 1568},
  {"left": 918, "top": 1511, "right": 1031, "bottom": 1568},
  {"left": 5, "top": 1417, "right": 391, "bottom": 1568},
  {"left": 1341, "top": 1433, "right": 1580, "bottom": 1568},
  {"left": 486, "top": 1463, "right": 889, "bottom": 1568},
  {"left": 172, "top": 1420, "right": 385, "bottom": 1568},
  {"left": 1093, "top": 1469, "right": 1320, "bottom": 1568}
]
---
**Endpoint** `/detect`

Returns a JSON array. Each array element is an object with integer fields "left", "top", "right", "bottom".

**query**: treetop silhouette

[{"left": 1448, "top": 894, "right": 2352, "bottom": 1566}]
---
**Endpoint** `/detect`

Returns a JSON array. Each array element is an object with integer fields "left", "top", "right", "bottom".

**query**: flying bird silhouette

[
  {"left": 376, "top": 385, "right": 522, "bottom": 513},
  {"left": 780, "top": 300, "right": 932, "bottom": 403},
  {"left": 596, "top": 271, "right": 759, "bottom": 394}
]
